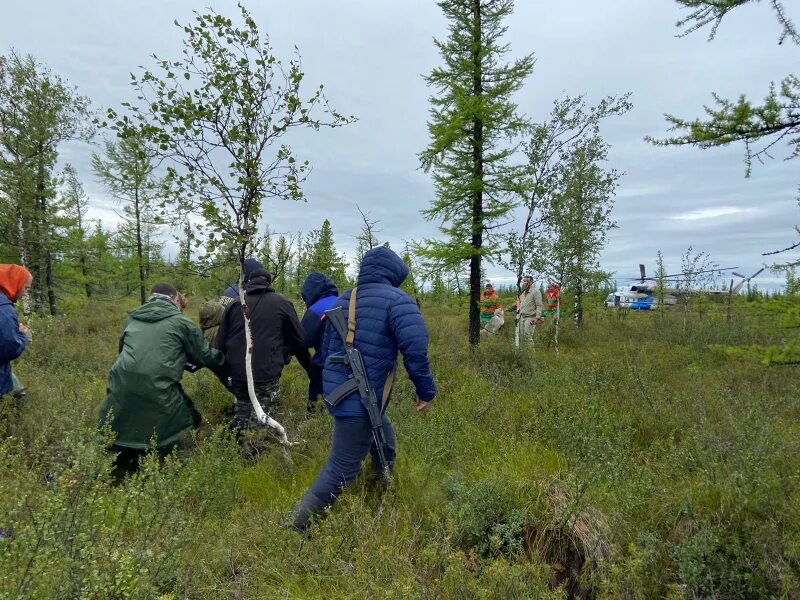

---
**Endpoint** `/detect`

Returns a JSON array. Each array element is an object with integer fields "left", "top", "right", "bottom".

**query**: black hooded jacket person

[
  {"left": 300, "top": 272, "right": 339, "bottom": 412},
  {"left": 220, "top": 257, "right": 264, "bottom": 304},
  {"left": 216, "top": 269, "right": 312, "bottom": 427}
]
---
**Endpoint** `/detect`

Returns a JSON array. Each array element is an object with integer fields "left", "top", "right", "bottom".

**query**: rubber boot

[{"left": 290, "top": 491, "right": 328, "bottom": 532}]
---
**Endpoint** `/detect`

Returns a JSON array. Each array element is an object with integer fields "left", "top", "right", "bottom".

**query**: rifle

[{"left": 324, "top": 304, "right": 390, "bottom": 476}]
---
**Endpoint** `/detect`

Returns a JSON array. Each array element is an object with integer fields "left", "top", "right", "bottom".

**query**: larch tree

[
  {"left": 420, "top": 0, "right": 534, "bottom": 346},
  {"left": 61, "top": 164, "right": 92, "bottom": 298},
  {"left": 651, "top": 0, "right": 799, "bottom": 361},
  {"left": 105, "top": 5, "right": 352, "bottom": 444},
  {"left": 0, "top": 51, "right": 91, "bottom": 315},
  {"left": 354, "top": 204, "right": 382, "bottom": 270},
  {"left": 92, "top": 135, "right": 161, "bottom": 305},
  {"left": 651, "top": 0, "right": 799, "bottom": 264},
  {"left": 299, "top": 219, "right": 349, "bottom": 290}
]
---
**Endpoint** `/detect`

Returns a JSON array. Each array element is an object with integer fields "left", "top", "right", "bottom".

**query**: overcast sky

[{"left": 2, "top": 0, "right": 797, "bottom": 288}]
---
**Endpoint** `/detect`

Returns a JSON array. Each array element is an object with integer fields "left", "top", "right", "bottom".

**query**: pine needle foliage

[{"left": 419, "top": 0, "right": 534, "bottom": 346}]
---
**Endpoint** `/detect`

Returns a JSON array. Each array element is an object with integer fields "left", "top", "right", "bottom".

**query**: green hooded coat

[{"left": 100, "top": 297, "right": 224, "bottom": 449}]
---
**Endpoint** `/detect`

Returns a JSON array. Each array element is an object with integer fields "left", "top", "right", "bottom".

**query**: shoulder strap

[{"left": 346, "top": 287, "right": 357, "bottom": 346}]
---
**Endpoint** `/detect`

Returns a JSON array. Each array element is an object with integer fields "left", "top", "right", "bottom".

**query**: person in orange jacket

[{"left": 479, "top": 283, "right": 501, "bottom": 325}]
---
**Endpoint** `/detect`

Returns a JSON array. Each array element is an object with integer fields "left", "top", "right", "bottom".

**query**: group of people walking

[
  {"left": 0, "top": 248, "right": 436, "bottom": 531},
  {"left": 1, "top": 254, "right": 564, "bottom": 530}
]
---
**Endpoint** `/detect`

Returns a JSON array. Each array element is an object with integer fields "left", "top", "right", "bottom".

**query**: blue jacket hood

[
  {"left": 357, "top": 247, "right": 408, "bottom": 288},
  {"left": 301, "top": 272, "right": 338, "bottom": 306}
]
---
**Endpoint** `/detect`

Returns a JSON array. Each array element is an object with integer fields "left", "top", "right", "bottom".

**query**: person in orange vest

[
  {"left": 543, "top": 282, "right": 561, "bottom": 324},
  {"left": 479, "top": 283, "right": 501, "bottom": 325}
]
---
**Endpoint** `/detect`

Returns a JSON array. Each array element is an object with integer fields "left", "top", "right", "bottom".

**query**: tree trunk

[
  {"left": 134, "top": 190, "right": 146, "bottom": 305},
  {"left": 15, "top": 203, "right": 32, "bottom": 317},
  {"left": 554, "top": 296, "right": 560, "bottom": 356},
  {"left": 295, "top": 234, "right": 302, "bottom": 295},
  {"left": 574, "top": 276, "right": 583, "bottom": 328},
  {"left": 184, "top": 220, "right": 192, "bottom": 264},
  {"left": 468, "top": 0, "right": 484, "bottom": 348},
  {"left": 45, "top": 249, "right": 56, "bottom": 316},
  {"left": 76, "top": 210, "right": 91, "bottom": 298},
  {"left": 236, "top": 247, "right": 292, "bottom": 448},
  {"left": 31, "top": 152, "right": 47, "bottom": 316}
]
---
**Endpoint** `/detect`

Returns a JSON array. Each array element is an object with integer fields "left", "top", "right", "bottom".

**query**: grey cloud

[{"left": 1, "top": 0, "right": 797, "bottom": 289}]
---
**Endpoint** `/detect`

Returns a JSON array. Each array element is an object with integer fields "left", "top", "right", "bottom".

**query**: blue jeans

[{"left": 293, "top": 414, "right": 396, "bottom": 529}]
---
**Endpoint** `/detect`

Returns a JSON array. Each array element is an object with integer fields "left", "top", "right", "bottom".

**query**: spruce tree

[
  {"left": 420, "top": 0, "right": 534, "bottom": 346},
  {"left": 299, "top": 219, "right": 348, "bottom": 290}
]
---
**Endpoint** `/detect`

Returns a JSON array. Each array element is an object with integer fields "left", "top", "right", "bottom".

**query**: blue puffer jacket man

[
  {"left": 300, "top": 272, "right": 339, "bottom": 411},
  {"left": 292, "top": 247, "right": 436, "bottom": 530}
]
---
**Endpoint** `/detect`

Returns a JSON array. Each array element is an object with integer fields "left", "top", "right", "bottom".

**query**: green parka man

[{"left": 100, "top": 283, "right": 224, "bottom": 455}]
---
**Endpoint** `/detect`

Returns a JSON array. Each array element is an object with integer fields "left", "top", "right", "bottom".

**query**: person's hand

[
  {"left": 534, "top": 316, "right": 545, "bottom": 325},
  {"left": 19, "top": 323, "right": 29, "bottom": 335},
  {"left": 415, "top": 396, "right": 431, "bottom": 412}
]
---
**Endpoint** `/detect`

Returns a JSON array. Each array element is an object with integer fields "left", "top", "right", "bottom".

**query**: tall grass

[{"left": 1, "top": 297, "right": 798, "bottom": 598}]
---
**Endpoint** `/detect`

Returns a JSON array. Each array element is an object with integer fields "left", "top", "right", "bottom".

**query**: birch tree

[
  {"left": 502, "top": 95, "right": 630, "bottom": 289},
  {"left": 546, "top": 133, "right": 620, "bottom": 327},
  {"left": 106, "top": 5, "right": 352, "bottom": 444}
]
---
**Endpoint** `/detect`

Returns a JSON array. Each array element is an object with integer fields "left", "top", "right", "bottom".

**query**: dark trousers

[
  {"left": 307, "top": 364, "right": 323, "bottom": 410},
  {"left": 293, "top": 414, "right": 396, "bottom": 529},
  {"left": 110, "top": 445, "right": 172, "bottom": 483},
  {"left": 230, "top": 379, "right": 281, "bottom": 429}
]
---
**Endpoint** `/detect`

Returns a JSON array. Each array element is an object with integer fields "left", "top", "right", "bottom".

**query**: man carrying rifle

[{"left": 291, "top": 247, "right": 437, "bottom": 531}]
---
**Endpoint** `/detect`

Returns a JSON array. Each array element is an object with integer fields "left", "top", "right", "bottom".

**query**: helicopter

[{"left": 604, "top": 263, "right": 756, "bottom": 310}]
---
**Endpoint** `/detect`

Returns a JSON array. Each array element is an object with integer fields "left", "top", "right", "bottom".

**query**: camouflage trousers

[{"left": 230, "top": 379, "right": 281, "bottom": 430}]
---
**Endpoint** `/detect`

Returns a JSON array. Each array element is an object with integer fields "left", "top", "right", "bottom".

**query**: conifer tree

[
  {"left": 652, "top": 0, "right": 799, "bottom": 361},
  {"left": 92, "top": 135, "right": 161, "bottom": 305},
  {"left": 299, "top": 219, "right": 348, "bottom": 290},
  {"left": 420, "top": 0, "right": 534, "bottom": 346},
  {"left": 60, "top": 164, "right": 92, "bottom": 298},
  {"left": 651, "top": 1, "right": 799, "bottom": 266},
  {"left": 0, "top": 51, "right": 91, "bottom": 315}
]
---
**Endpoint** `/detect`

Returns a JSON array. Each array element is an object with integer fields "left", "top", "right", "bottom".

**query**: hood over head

[
  {"left": 0, "top": 264, "right": 32, "bottom": 303},
  {"left": 244, "top": 258, "right": 264, "bottom": 282},
  {"left": 301, "top": 272, "right": 338, "bottom": 306},
  {"left": 357, "top": 247, "right": 409, "bottom": 288}
]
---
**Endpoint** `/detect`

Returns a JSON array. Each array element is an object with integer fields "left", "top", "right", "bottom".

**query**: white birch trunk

[
  {"left": 554, "top": 298, "right": 560, "bottom": 356},
  {"left": 16, "top": 210, "right": 32, "bottom": 318},
  {"left": 238, "top": 273, "right": 294, "bottom": 448}
]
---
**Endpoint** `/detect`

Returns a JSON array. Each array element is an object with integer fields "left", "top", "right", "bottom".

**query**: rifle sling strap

[
  {"left": 341, "top": 287, "right": 396, "bottom": 412},
  {"left": 346, "top": 287, "right": 357, "bottom": 346}
]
